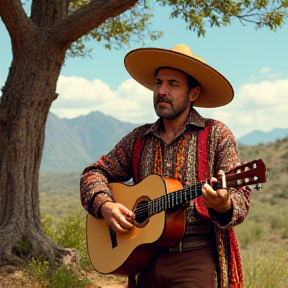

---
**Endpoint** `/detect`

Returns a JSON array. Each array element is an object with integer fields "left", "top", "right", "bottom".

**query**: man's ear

[{"left": 189, "top": 86, "right": 201, "bottom": 102}]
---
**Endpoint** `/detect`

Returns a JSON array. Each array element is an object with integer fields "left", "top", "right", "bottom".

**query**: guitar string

[
  {"left": 132, "top": 168, "right": 262, "bottom": 217},
  {"left": 130, "top": 162, "right": 263, "bottom": 217},
  {"left": 133, "top": 182, "right": 204, "bottom": 217},
  {"left": 133, "top": 188, "right": 200, "bottom": 217}
]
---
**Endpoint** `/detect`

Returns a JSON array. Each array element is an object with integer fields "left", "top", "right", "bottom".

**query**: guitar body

[{"left": 86, "top": 174, "right": 186, "bottom": 276}]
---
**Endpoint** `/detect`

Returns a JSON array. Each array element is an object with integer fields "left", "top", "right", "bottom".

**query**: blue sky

[{"left": 0, "top": 4, "right": 288, "bottom": 138}]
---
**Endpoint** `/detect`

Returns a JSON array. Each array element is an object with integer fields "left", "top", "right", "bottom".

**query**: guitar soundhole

[
  {"left": 134, "top": 201, "right": 149, "bottom": 224},
  {"left": 132, "top": 196, "right": 151, "bottom": 228}
]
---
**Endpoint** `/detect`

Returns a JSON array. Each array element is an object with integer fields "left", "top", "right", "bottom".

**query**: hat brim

[{"left": 124, "top": 48, "right": 234, "bottom": 108}]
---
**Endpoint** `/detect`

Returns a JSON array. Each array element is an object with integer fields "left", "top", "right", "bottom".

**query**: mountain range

[
  {"left": 40, "top": 111, "right": 288, "bottom": 172},
  {"left": 237, "top": 127, "right": 288, "bottom": 146}
]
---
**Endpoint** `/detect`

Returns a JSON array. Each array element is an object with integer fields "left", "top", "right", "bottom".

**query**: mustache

[{"left": 155, "top": 96, "right": 172, "bottom": 104}]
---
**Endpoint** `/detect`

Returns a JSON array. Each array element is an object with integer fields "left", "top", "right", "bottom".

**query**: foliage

[
  {"left": 12, "top": 239, "right": 33, "bottom": 260},
  {"left": 26, "top": 258, "right": 88, "bottom": 288},
  {"left": 23, "top": 211, "right": 92, "bottom": 288},
  {"left": 42, "top": 210, "right": 91, "bottom": 269},
  {"left": 66, "top": 0, "right": 288, "bottom": 55},
  {"left": 67, "top": 1, "right": 163, "bottom": 57},
  {"left": 157, "top": 0, "right": 287, "bottom": 37}
]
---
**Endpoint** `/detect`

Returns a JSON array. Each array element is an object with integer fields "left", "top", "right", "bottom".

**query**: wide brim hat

[{"left": 124, "top": 44, "right": 234, "bottom": 108}]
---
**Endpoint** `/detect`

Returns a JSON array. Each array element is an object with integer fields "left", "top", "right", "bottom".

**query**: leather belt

[{"left": 160, "top": 235, "right": 211, "bottom": 253}]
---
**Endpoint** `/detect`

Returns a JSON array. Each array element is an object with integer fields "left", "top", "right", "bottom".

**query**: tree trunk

[
  {"left": 0, "top": 23, "right": 71, "bottom": 266},
  {"left": 0, "top": 0, "right": 138, "bottom": 267}
]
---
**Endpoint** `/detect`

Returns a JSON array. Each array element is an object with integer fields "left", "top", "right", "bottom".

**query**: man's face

[{"left": 153, "top": 68, "right": 191, "bottom": 120}]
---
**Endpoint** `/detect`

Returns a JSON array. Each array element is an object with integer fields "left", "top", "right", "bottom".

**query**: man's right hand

[{"left": 100, "top": 202, "right": 135, "bottom": 233}]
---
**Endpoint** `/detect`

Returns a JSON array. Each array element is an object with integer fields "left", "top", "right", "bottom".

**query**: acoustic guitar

[{"left": 86, "top": 159, "right": 267, "bottom": 276}]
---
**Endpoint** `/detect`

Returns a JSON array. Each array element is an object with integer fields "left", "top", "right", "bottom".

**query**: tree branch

[
  {"left": 49, "top": 0, "right": 139, "bottom": 46},
  {"left": 0, "top": 0, "right": 33, "bottom": 46}
]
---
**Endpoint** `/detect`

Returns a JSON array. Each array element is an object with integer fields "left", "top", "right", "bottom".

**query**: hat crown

[{"left": 171, "top": 44, "right": 205, "bottom": 64}]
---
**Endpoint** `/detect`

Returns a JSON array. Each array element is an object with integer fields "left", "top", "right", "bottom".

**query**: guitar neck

[
  {"left": 148, "top": 181, "right": 205, "bottom": 215},
  {"left": 135, "top": 159, "right": 267, "bottom": 218}
]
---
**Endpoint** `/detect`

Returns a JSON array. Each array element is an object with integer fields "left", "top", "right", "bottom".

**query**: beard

[{"left": 154, "top": 94, "right": 190, "bottom": 120}]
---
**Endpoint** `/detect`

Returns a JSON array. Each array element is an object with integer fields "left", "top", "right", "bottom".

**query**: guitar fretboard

[
  {"left": 148, "top": 181, "right": 205, "bottom": 215},
  {"left": 133, "top": 181, "right": 205, "bottom": 219},
  {"left": 133, "top": 159, "right": 267, "bottom": 220}
]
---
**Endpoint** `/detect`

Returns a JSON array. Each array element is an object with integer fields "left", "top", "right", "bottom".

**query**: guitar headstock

[{"left": 215, "top": 159, "right": 268, "bottom": 190}]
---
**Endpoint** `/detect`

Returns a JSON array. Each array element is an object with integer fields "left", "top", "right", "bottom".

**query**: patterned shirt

[{"left": 80, "top": 108, "right": 250, "bottom": 238}]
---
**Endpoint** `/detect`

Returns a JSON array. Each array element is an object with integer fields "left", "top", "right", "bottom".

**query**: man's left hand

[{"left": 202, "top": 177, "right": 231, "bottom": 213}]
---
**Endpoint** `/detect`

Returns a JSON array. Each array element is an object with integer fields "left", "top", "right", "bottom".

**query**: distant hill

[
  {"left": 41, "top": 111, "right": 288, "bottom": 172},
  {"left": 238, "top": 128, "right": 288, "bottom": 146},
  {"left": 41, "top": 112, "right": 138, "bottom": 172}
]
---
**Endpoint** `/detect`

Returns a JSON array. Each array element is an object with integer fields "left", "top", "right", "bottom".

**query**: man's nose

[{"left": 157, "top": 83, "right": 168, "bottom": 95}]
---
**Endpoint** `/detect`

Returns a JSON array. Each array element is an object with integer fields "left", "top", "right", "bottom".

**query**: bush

[
  {"left": 42, "top": 209, "right": 91, "bottom": 269},
  {"left": 27, "top": 258, "right": 89, "bottom": 288},
  {"left": 35, "top": 210, "right": 93, "bottom": 288}
]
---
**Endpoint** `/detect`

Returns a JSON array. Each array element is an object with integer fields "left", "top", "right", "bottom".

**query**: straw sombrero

[{"left": 124, "top": 44, "right": 234, "bottom": 108}]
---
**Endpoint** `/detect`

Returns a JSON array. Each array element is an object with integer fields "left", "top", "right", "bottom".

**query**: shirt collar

[{"left": 144, "top": 107, "right": 206, "bottom": 136}]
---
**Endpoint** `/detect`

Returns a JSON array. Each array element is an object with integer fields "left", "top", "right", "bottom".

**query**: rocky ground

[{"left": 0, "top": 268, "right": 128, "bottom": 288}]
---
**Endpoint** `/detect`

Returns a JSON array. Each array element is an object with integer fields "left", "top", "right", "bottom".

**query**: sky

[{"left": 0, "top": 3, "right": 288, "bottom": 139}]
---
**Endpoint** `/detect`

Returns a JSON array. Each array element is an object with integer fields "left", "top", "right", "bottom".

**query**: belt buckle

[{"left": 169, "top": 241, "right": 182, "bottom": 253}]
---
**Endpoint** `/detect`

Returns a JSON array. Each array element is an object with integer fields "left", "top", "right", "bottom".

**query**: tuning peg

[{"left": 254, "top": 183, "right": 263, "bottom": 191}]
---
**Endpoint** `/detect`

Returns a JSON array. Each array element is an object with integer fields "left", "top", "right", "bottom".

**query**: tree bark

[
  {"left": 0, "top": 16, "right": 68, "bottom": 266},
  {"left": 0, "top": 0, "right": 137, "bottom": 266}
]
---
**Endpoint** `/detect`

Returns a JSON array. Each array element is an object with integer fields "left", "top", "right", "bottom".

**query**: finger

[
  {"left": 209, "top": 177, "right": 218, "bottom": 185},
  {"left": 107, "top": 217, "right": 132, "bottom": 234},
  {"left": 116, "top": 203, "right": 134, "bottom": 218},
  {"left": 202, "top": 183, "right": 217, "bottom": 197},
  {"left": 117, "top": 213, "right": 134, "bottom": 230},
  {"left": 216, "top": 188, "right": 229, "bottom": 198},
  {"left": 114, "top": 222, "right": 132, "bottom": 234},
  {"left": 123, "top": 208, "right": 135, "bottom": 219}
]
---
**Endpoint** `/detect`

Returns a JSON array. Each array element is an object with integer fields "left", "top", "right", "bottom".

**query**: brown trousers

[{"left": 136, "top": 246, "right": 215, "bottom": 288}]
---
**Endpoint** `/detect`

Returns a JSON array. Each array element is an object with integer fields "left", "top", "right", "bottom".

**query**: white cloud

[
  {"left": 260, "top": 67, "right": 270, "bottom": 74},
  {"left": 198, "top": 78, "right": 288, "bottom": 138},
  {"left": 267, "top": 73, "right": 282, "bottom": 80},
  {"left": 54, "top": 76, "right": 116, "bottom": 108},
  {"left": 52, "top": 75, "right": 288, "bottom": 139},
  {"left": 249, "top": 75, "right": 256, "bottom": 81},
  {"left": 52, "top": 75, "right": 158, "bottom": 124}
]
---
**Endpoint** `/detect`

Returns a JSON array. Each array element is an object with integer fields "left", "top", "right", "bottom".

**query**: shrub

[
  {"left": 26, "top": 258, "right": 89, "bottom": 288},
  {"left": 42, "top": 209, "right": 91, "bottom": 269}
]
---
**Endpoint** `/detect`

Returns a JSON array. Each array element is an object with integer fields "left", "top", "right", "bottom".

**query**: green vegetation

[
  {"left": 236, "top": 137, "right": 288, "bottom": 287},
  {"left": 42, "top": 210, "right": 90, "bottom": 268},
  {"left": 26, "top": 258, "right": 88, "bottom": 288},
  {"left": 39, "top": 172, "right": 83, "bottom": 218},
  {"left": 28, "top": 211, "right": 89, "bottom": 288}
]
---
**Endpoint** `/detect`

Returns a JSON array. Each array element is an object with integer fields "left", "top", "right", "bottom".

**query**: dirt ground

[
  {"left": 85, "top": 271, "right": 128, "bottom": 288},
  {"left": 0, "top": 268, "right": 128, "bottom": 288}
]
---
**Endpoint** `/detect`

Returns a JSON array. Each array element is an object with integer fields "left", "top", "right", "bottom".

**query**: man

[{"left": 80, "top": 44, "right": 250, "bottom": 288}]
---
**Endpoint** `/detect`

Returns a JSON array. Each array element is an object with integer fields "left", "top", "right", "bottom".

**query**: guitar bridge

[{"left": 109, "top": 225, "right": 117, "bottom": 249}]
